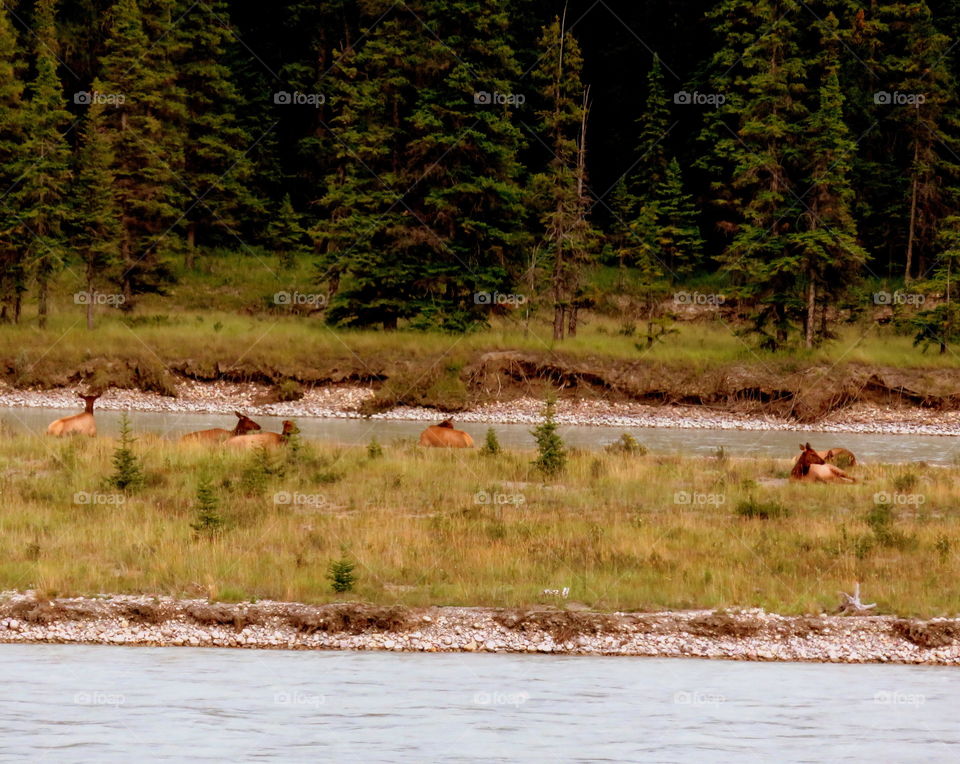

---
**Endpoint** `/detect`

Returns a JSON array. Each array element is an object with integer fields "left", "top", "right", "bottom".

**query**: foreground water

[
  {"left": 1, "top": 645, "right": 956, "bottom": 762},
  {"left": 3, "top": 406, "right": 960, "bottom": 464}
]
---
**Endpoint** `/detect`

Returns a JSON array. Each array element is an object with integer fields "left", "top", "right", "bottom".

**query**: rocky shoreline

[
  {"left": 1, "top": 593, "right": 959, "bottom": 664},
  {"left": 3, "top": 381, "right": 960, "bottom": 435}
]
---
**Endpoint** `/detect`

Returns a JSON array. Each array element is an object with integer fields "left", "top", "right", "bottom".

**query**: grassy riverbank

[{"left": 1, "top": 430, "right": 958, "bottom": 617}]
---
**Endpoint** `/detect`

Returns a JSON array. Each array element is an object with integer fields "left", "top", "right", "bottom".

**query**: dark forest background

[{"left": 4, "top": 0, "right": 960, "bottom": 349}]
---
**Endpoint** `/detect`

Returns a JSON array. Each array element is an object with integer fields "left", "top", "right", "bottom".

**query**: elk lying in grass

[
  {"left": 47, "top": 393, "right": 100, "bottom": 437},
  {"left": 180, "top": 412, "right": 262, "bottom": 443},
  {"left": 419, "top": 419, "right": 474, "bottom": 448},
  {"left": 225, "top": 420, "right": 297, "bottom": 450},
  {"left": 791, "top": 443, "right": 856, "bottom": 483}
]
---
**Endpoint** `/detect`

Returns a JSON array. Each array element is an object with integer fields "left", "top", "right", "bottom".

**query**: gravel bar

[
  {"left": 0, "top": 593, "right": 958, "bottom": 665},
  {"left": 2, "top": 382, "right": 960, "bottom": 436}
]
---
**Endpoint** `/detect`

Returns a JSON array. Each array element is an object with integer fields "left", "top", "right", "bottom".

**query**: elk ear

[
  {"left": 234, "top": 411, "right": 243, "bottom": 418},
  {"left": 804, "top": 442, "right": 812, "bottom": 450},
  {"left": 799, "top": 443, "right": 805, "bottom": 451}
]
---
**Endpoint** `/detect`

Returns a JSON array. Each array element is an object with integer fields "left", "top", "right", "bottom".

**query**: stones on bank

[{"left": 0, "top": 593, "right": 959, "bottom": 665}]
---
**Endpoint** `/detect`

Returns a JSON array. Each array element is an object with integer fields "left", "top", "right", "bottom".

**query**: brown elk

[
  {"left": 47, "top": 393, "right": 100, "bottom": 437},
  {"left": 181, "top": 412, "right": 262, "bottom": 443},
  {"left": 418, "top": 419, "right": 474, "bottom": 448},
  {"left": 225, "top": 420, "right": 297, "bottom": 450},
  {"left": 791, "top": 443, "right": 856, "bottom": 484}
]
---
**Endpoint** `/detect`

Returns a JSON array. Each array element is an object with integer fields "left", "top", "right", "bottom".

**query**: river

[
  {"left": 0, "top": 645, "right": 955, "bottom": 762},
  {"left": 4, "top": 406, "right": 960, "bottom": 464}
]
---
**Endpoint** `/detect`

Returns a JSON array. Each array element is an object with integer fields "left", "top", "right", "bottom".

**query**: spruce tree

[
  {"left": 73, "top": 102, "right": 121, "bottom": 330},
  {"left": 0, "top": 8, "right": 26, "bottom": 322},
  {"left": 531, "top": 14, "right": 596, "bottom": 340},
  {"left": 632, "top": 53, "right": 672, "bottom": 202},
  {"left": 267, "top": 193, "right": 308, "bottom": 271},
  {"left": 96, "top": 0, "right": 180, "bottom": 307},
  {"left": 19, "top": 0, "right": 72, "bottom": 329},
  {"left": 650, "top": 157, "right": 703, "bottom": 278}
]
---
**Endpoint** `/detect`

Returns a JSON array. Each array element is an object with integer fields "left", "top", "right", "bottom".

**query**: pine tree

[
  {"left": 327, "top": 551, "right": 356, "bottom": 593},
  {"left": 531, "top": 394, "right": 566, "bottom": 476},
  {"left": 73, "top": 102, "right": 121, "bottom": 330},
  {"left": 531, "top": 14, "right": 596, "bottom": 340},
  {"left": 632, "top": 53, "right": 672, "bottom": 202},
  {"left": 698, "top": 0, "right": 810, "bottom": 349},
  {"left": 109, "top": 412, "right": 144, "bottom": 491},
  {"left": 174, "top": 0, "right": 261, "bottom": 266},
  {"left": 18, "top": 0, "right": 72, "bottom": 329},
  {"left": 190, "top": 475, "right": 225, "bottom": 535},
  {"left": 650, "top": 157, "right": 703, "bottom": 278},
  {"left": 797, "top": 13, "right": 866, "bottom": 347},
  {"left": 913, "top": 215, "right": 960, "bottom": 353},
  {"left": 267, "top": 194, "right": 308, "bottom": 270},
  {"left": 96, "top": 0, "right": 180, "bottom": 308},
  {"left": 0, "top": 8, "right": 26, "bottom": 322}
]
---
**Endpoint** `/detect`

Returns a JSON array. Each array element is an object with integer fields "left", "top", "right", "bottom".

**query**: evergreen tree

[
  {"left": 109, "top": 412, "right": 144, "bottom": 491},
  {"left": 797, "top": 13, "right": 866, "bottom": 347},
  {"left": 190, "top": 475, "right": 225, "bottom": 535},
  {"left": 650, "top": 157, "right": 703, "bottom": 278},
  {"left": 913, "top": 215, "right": 960, "bottom": 353},
  {"left": 73, "top": 101, "right": 121, "bottom": 330},
  {"left": 632, "top": 53, "right": 672, "bottom": 201},
  {"left": 267, "top": 194, "right": 308, "bottom": 270},
  {"left": 19, "top": 0, "right": 72, "bottom": 329},
  {"left": 0, "top": 8, "right": 26, "bottom": 322},
  {"left": 531, "top": 14, "right": 596, "bottom": 340},
  {"left": 96, "top": 0, "right": 180, "bottom": 307},
  {"left": 698, "top": 0, "right": 810, "bottom": 349},
  {"left": 531, "top": 394, "right": 566, "bottom": 476},
  {"left": 174, "top": 0, "right": 261, "bottom": 265}
]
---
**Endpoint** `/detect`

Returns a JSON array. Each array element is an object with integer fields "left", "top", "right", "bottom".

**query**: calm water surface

[
  {"left": 1, "top": 645, "right": 957, "bottom": 762},
  {"left": 4, "top": 406, "right": 960, "bottom": 464}
]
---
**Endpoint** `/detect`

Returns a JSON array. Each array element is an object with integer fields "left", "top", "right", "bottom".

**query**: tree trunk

[
  {"left": 86, "top": 275, "right": 95, "bottom": 330},
  {"left": 804, "top": 271, "right": 815, "bottom": 349},
  {"left": 905, "top": 140, "right": 920, "bottom": 283},
  {"left": 185, "top": 223, "right": 196, "bottom": 269},
  {"left": 568, "top": 305, "right": 578, "bottom": 337},
  {"left": 38, "top": 277, "right": 48, "bottom": 330},
  {"left": 552, "top": 304, "right": 565, "bottom": 341}
]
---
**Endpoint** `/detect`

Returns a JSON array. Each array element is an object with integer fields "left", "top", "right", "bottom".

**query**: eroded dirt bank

[{"left": 2, "top": 593, "right": 959, "bottom": 665}]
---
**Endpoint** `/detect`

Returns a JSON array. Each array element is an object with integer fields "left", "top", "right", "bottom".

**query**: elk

[
  {"left": 225, "top": 420, "right": 297, "bottom": 450},
  {"left": 418, "top": 419, "right": 474, "bottom": 448},
  {"left": 181, "top": 412, "right": 262, "bottom": 443},
  {"left": 791, "top": 443, "right": 856, "bottom": 484},
  {"left": 47, "top": 393, "right": 100, "bottom": 437}
]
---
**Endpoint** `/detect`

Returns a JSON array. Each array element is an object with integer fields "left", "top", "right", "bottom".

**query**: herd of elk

[
  {"left": 180, "top": 413, "right": 262, "bottom": 442},
  {"left": 47, "top": 393, "right": 100, "bottom": 437},
  {"left": 45, "top": 399, "right": 862, "bottom": 488}
]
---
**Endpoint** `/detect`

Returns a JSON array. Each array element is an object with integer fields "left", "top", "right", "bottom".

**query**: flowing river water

[
  {"left": 0, "top": 645, "right": 956, "bottom": 762},
  {"left": 4, "top": 406, "right": 960, "bottom": 464}
]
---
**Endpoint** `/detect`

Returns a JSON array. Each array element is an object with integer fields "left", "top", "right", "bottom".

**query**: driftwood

[{"left": 835, "top": 582, "right": 876, "bottom": 615}]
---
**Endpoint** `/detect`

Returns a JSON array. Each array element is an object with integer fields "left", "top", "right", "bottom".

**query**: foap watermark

[
  {"left": 874, "top": 91, "right": 926, "bottom": 106},
  {"left": 74, "top": 90, "right": 125, "bottom": 106},
  {"left": 74, "top": 291, "right": 125, "bottom": 307},
  {"left": 473, "top": 690, "right": 529, "bottom": 707},
  {"left": 673, "top": 690, "right": 725, "bottom": 706},
  {"left": 874, "top": 690, "right": 925, "bottom": 707},
  {"left": 874, "top": 492, "right": 925, "bottom": 506},
  {"left": 274, "top": 291, "right": 327, "bottom": 307},
  {"left": 274, "top": 491, "right": 327, "bottom": 508},
  {"left": 474, "top": 491, "right": 525, "bottom": 506},
  {"left": 674, "top": 291, "right": 725, "bottom": 306},
  {"left": 74, "top": 691, "right": 126, "bottom": 706},
  {"left": 674, "top": 90, "right": 725, "bottom": 107},
  {"left": 74, "top": 492, "right": 125, "bottom": 506},
  {"left": 274, "top": 690, "right": 325, "bottom": 708},
  {"left": 474, "top": 91, "right": 525, "bottom": 106},
  {"left": 474, "top": 291, "right": 527, "bottom": 306},
  {"left": 274, "top": 91, "right": 325, "bottom": 107},
  {"left": 674, "top": 491, "right": 725, "bottom": 507},
  {"left": 873, "top": 290, "right": 924, "bottom": 306}
]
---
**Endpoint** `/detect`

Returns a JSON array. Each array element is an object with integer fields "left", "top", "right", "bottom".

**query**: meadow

[{"left": 1, "top": 424, "right": 958, "bottom": 618}]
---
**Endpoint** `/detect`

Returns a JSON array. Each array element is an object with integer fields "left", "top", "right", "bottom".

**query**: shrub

[
  {"left": 327, "top": 554, "right": 357, "bottom": 593},
  {"left": 532, "top": 395, "right": 566, "bottom": 476},
  {"left": 109, "top": 413, "right": 144, "bottom": 491},
  {"left": 275, "top": 379, "right": 303, "bottom": 402},
  {"left": 367, "top": 438, "right": 383, "bottom": 459},
  {"left": 480, "top": 427, "right": 502, "bottom": 456},
  {"left": 191, "top": 476, "right": 225, "bottom": 535},
  {"left": 604, "top": 433, "right": 647, "bottom": 456}
]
